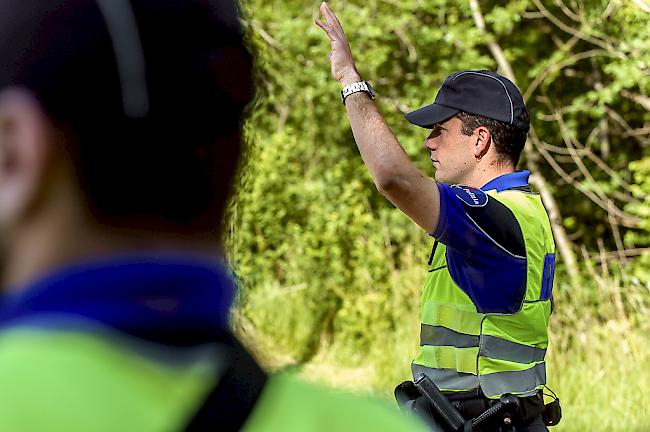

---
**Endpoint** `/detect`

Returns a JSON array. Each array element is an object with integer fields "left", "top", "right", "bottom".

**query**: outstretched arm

[{"left": 315, "top": 2, "right": 440, "bottom": 233}]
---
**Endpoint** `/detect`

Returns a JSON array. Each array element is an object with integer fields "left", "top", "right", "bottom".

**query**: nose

[
  {"left": 423, "top": 127, "right": 441, "bottom": 150},
  {"left": 424, "top": 135, "right": 437, "bottom": 151}
]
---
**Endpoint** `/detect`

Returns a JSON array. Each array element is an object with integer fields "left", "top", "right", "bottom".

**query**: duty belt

[{"left": 450, "top": 391, "right": 545, "bottom": 424}]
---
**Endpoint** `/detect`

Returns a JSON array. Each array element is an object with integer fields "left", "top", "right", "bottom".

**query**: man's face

[{"left": 423, "top": 116, "right": 475, "bottom": 184}]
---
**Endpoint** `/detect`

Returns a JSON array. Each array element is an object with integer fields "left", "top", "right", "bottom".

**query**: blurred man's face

[
  {"left": 0, "top": 89, "right": 56, "bottom": 287},
  {"left": 0, "top": 231, "right": 7, "bottom": 284},
  {"left": 0, "top": 92, "right": 21, "bottom": 285}
]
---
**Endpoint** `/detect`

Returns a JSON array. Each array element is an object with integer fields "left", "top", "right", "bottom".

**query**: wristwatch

[{"left": 341, "top": 81, "right": 376, "bottom": 105}]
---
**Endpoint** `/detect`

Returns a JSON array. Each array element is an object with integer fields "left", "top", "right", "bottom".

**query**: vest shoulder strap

[{"left": 185, "top": 334, "right": 268, "bottom": 431}]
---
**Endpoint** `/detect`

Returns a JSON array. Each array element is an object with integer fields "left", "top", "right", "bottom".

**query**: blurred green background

[{"left": 227, "top": 1, "right": 650, "bottom": 430}]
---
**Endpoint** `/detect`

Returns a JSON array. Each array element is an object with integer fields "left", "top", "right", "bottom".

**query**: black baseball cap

[
  {"left": 0, "top": 0, "right": 251, "bottom": 137},
  {"left": 405, "top": 70, "right": 530, "bottom": 131},
  {"left": 0, "top": 0, "right": 254, "bottom": 227}
]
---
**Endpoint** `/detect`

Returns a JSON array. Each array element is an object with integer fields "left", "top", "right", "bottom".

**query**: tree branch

[
  {"left": 621, "top": 90, "right": 650, "bottom": 112},
  {"left": 531, "top": 0, "right": 623, "bottom": 58},
  {"left": 523, "top": 49, "right": 615, "bottom": 101},
  {"left": 553, "top": 0, "right": 581, "bottom": 22},
  {"left": 531, "top": 133, "right": 641, "bottom": 227}
]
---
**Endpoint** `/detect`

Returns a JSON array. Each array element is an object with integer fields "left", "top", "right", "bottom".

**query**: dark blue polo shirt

[
  {"left": 0, "top": 255, "right": 235, "bottom": 346},
  {"left": 430, "top": 171, "right": 533, "bottom": 314}
]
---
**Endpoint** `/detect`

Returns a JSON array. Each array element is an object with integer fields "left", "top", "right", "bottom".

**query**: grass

[
  {"left": 546, "top": 321, "right": 650, "bottom": 431},
  {"left": 233, "top": 251, "right": 650, "bottom": 431}
]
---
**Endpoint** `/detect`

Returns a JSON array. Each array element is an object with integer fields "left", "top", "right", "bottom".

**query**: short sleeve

[{"left": 430, "top": 183, "right": 528, "bottom": 314}]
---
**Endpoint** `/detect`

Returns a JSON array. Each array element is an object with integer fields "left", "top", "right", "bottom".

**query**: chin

[{"left": 434, "top": 171, "right": 449, "bottom": 184}]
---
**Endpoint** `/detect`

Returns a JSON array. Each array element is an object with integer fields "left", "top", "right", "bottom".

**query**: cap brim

[{"left": 404, "top": 103, "right": 459, "bottom": 129}]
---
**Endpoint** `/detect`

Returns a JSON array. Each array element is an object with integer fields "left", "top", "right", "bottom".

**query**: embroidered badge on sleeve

[{"left": 450, "top": 185, "right": 489, "bottom": 208}]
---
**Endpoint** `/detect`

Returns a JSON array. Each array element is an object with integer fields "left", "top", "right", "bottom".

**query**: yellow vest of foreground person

[
  {"left": 0, "top": 257, "right": 428, "bottom": 431},
  {"left": 0, "top": 327, "right": 427, "bottom": 431},
  {"left": 413, "top": 189, "right": 555, "bottom": 399}
]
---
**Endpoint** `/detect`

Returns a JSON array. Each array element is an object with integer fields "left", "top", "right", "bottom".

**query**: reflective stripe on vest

[
  {"left": 420, "top": 324, "right": 479, "bottom": 348},
  {"left": 420, "top": 325, "right": 546, "bottom": 364},
  {"left": 412, "top": 363, "right": 478, "bottom": 392},
  {"left": 480, "top": 362, "right": 546, "bottom": 398},
  {"left": 414, "top": 190, "right": 555, "bottom": 398},
  {"left": 479, "top": 335, "right": 546, "bottom": 364},
  {"left": 411, "top": 361, "right": 545, "bottom": 397}
]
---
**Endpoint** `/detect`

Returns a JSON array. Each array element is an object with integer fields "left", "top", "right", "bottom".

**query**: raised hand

[{"left": 315, "top": 2, "right": 361, "bottom": 85}]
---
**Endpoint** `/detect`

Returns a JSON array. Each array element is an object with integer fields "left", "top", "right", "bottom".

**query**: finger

[
  {"left": 319, "top": 3, "right": 332, "bottom": 29},
  {"left": 319, "top": 2, "right": 330, "bottom": 20},
  {"left": 320, "top": 3, "right": 337, "bottom": 26},
  {"left": 321, "top": 2, "right": 345, "bottom": 39},
  {"left": 322, "top": 2, "right": 344, "bottom": 32},
  {"left": 314, "top": 19, "right": 330, "bottom": 33},
  {"left": 319, "top": 3, "right": 347, "bottom": 42},
  {"left": 314, "top": 19, "right": 337, "bottom": 41}
]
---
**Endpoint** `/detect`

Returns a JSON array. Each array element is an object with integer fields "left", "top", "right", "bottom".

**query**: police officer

[
  {"left": 316, "top": 3, "right": 556, "bottom": 431},
  {"left": 0, "top": 1, "right": 429, "bottom": 431}
]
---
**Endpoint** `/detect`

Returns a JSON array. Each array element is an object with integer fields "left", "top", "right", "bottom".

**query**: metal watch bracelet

[{"left": 341, "top": 81, "right": 375, "bottom": 105}]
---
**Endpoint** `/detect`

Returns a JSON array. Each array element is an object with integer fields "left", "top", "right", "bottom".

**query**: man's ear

[
  {"left": 474, "top": 126, "right": 491, "bottom": 160},
  {"left": 0, "top": 88, "right": 53, "bottom": 225}
]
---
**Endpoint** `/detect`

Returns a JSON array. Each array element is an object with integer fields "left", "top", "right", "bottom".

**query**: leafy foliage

[{"left": 227, "top": 1, "right": 650, "bottom": 429}]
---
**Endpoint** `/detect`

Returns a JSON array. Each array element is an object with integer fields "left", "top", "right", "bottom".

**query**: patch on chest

[{"left": 450, "top": 185, "right": 489, "bottom": 207}]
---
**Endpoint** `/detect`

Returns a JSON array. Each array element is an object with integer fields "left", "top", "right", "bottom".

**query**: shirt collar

[
  {"left": 0, "top": 254, "right": 236, "bottom": 346},
  {"left": 481, "top": 170, "right": 530, "bottom": 192}
]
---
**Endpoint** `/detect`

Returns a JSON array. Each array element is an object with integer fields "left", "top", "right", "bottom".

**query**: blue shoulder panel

[{"left": 433, "top": 183, "right": 527, "bottom": 314}]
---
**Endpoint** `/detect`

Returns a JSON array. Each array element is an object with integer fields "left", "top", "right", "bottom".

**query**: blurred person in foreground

[
  {"left": 316, "top": 2, "right": 559, "bottom": 431},
  {"left": 0, "top": 1, "right": 429, "bottom": 430}
]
